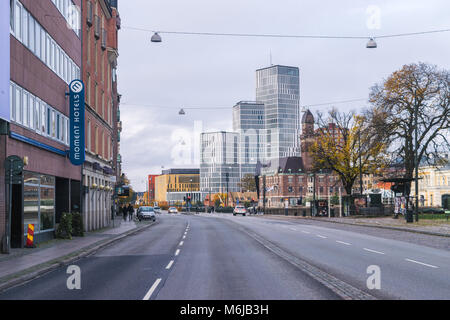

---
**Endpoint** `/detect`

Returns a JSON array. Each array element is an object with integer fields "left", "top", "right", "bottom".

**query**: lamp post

[
  {"left": 225, "top": 172, "right": 229, "bottom": 207},
  {"left": 414, "top": 91, "right": 419, "bottom": 222}
]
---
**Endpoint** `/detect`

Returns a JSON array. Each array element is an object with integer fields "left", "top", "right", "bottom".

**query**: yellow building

[
  {"left": 155, "top": 169, "right": 200, "bottom": 204},
  {"left": 411, "top": 161, "right": 450, "bottom": 208}
]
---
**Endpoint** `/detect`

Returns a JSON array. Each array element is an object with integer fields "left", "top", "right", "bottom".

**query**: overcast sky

[{"left": 117, "top": 0, "right": 450, "bottom": 191}]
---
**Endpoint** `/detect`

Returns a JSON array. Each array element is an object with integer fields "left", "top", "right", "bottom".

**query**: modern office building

[
  {"left": 232, "top": 101, "right": 267, "bottom": 179},
  {"left": 155, "top": 169, "right": 201, "bottom": 205},
  {"left": 81, "top": 0, "right": 120, "bottom": 232},
  {"left": 256, "top": 65, "right": 300, "bottom": 160},
  {"left": 2, "top": 0, "right": 82, "bottom": 247},
  {"left": 200, "top": 132, "right": 240, "bottom": 197}
]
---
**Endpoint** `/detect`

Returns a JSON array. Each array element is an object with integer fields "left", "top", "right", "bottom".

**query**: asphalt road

[{"left": 0, "top": 212, "right": 448, "bottom": 300}]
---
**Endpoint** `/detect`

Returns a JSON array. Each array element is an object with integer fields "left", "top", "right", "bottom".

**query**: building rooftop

[
  {"left": 161, "top": 169, "right": 200, "bottom": 175},
  {"left": 256, "top": 65, "right": 299, "bottom": 72}
]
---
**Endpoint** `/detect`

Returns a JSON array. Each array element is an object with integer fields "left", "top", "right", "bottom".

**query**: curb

[
  {"left": 0, "top": 220, "right": 158, "bottom": 293},
  {"left": 260, "top": 215, "right": 450, "bottom": 238}
]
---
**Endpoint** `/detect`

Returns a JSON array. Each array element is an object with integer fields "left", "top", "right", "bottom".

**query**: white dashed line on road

[
  {"left": 182, "top": 235, "right": 186, "bottom": 239},
  {"left": 175, "top": 249, "right": 180, "bottom": 256},
  {"left": 166, "top": 260, "right": 174, "bottom": 269},
  {"left": 317, "top": 235, "right": 327, "bottom": 239},
  {"left": 405, "top": 258, "right": 439, "bottom": 269},
  {"left": 336, "top": 240, "right": 351, "bottom": 246},
  {"left": 301, "top": 231, "right": 310, "bottom": 234},
  {"left": 289, "top": 227, "right": 297, "bottom": 231},
  {"left": 363, "top": 248, "right": 385, "bottom": 255},
  {"left": 179, "top": 241, "right": 184, "bottom": 246},
  {"left": 143, "top": 278, "right": 162, "bottom": 300}
]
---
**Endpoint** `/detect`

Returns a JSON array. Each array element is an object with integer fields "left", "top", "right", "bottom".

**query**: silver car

[
  {"left": 137, "top": 206, "right": 156, "bottom": 221},
  {"left": 168, "top": 207, "right": 178, "bottom": 214},
  {"left": 153, "top": 206, "right": 161, "bottom": 214}
]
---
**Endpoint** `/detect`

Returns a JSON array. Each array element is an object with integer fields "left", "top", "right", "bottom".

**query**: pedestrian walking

[{"left": 128, "top": 203, "right": 134, "bottom": 221}]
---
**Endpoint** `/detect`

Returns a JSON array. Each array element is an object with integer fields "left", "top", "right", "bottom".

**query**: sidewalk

[
  {"left": 0, "top": 215, "right": 155, "bottom": 290},
  {"left": 259, "top": 215, "right": 450, "bottom": 237}
]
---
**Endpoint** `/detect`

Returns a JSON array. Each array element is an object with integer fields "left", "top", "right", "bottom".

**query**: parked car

[
  {"left": 153, "top": 206, "right": 161, "bottom": 214},
  {"left": 168, "top": 207, "right": 178, "bottom": 214},
  {"left": 137, "top": 206, "right": 156, "bottom": 221},
  {"left": 233, "top": 205, "right": 247, "bottom": 216}
]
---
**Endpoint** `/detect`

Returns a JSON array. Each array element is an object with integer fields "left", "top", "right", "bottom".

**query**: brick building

[
  {"left": 259, "top": 110, "right": 345, "bottom": 208},
  {"left": 81, "top": 0, "right": 120, "bottom": 231},
  {"left": 2, "top": 0, "right": 82, "bottom": 249}
]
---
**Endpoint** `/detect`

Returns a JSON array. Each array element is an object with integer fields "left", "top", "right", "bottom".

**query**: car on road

[
  {"left": 233, "top": 205, "right": 247, "bottom": 216},
  {"left": 168, "top": 207, "right": 178, "bottom": 214},
  {"left": 153, "top": 206, "right": 161, "bottom": 214},
  {"left": 137, "top": 206, "right": 156, "bottom": 221}
]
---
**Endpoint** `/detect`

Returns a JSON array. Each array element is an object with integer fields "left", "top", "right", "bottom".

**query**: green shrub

[
  {"left": 71, "top": 212, "right": 84, "bottom": 237},
  {"left": 55, "top": 212, "right": 72, "bottom": 239}
]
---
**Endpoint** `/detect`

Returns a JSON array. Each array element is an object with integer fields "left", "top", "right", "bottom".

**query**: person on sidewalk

[{"left": 128, "top": 203, "right": 134, "bottom": 221}]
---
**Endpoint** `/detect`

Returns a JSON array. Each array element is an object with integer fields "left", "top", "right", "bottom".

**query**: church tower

[{"left": 300, "top": 110, "right": 315, "bottom": 171}]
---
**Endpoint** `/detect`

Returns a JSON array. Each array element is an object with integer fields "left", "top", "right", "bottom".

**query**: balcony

[
  {"left": 101, "top": 28, "right": 107, "bottom": 50},
  {"left": 86, "top": 1, "right": 93, "bottom": 26},
  {"left": 94, "top": 15, "right": 100, "bottom": 39}
]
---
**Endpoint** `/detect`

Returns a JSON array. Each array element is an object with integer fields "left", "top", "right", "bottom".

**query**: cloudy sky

[{"left": 117, "top": 0, "right": 450, "bottom": 191}]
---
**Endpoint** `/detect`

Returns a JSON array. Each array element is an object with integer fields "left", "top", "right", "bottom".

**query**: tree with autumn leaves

[
  {"left": 309, "top": 109, "right": 388, "bottom": 196},
  {"left": 367, "top": 62, "right": 450, "bottom": 191},
  {"left": 309, "top": 62, "right": 449, "bottom": 197}
]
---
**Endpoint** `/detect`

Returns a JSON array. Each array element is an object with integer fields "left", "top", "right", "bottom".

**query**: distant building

[
  {"left": 232, "top": 101, "right": 266, "bottom": 179},
  {"left": 200, "top": 131, "right": 240, "bottom": 196},
  {"left": 155, "top": 169, "right": 201, "bottom": 205},
  {"left": 147, "top": 174, "right": 159, "bottom": 203},
  {"left": 256, "top": 65, "right": 300, "bottom": 160},
  {"left": 411, "top": 159, "right": 450, "bottom": 208}
]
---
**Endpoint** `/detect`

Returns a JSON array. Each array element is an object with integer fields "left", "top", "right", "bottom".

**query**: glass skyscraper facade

[
  {"left": 232, "top": 101, "right": 267, "bottom": 178},
  {"left": 200, "top": 132, "right": 240, "bottom": 195},
  {"left": 256, "top": 65, "right": 300, "bottom": 160}
]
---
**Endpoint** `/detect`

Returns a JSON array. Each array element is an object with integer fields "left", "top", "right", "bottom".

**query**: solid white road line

[
  {"left": 405, "top": 258, "right": 439, "bottom": 269},
  {"left": 179, "top": 241, "right": 184, "bottom": 246},
  {"left": 143, "top": 278, "right": 162, "bottom": 300},
  {"left": 336, "top": 240, "right": 351, "bottom": 246},
  {"left": 175, "top": 249, "right": 180, "bottom": 256},
  {"left": 363, "top": 248, "right": 385, "bottom": 255},
  {"left": 317, "top": 235, "right": 327, "bottom": 239},
  {"left": 166, "top": 260, "right": 174, "bottom": 270}
]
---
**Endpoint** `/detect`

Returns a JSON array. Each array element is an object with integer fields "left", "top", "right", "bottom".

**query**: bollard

[{"left": 25, "top": 224, "right": 36, "bottom": 248}]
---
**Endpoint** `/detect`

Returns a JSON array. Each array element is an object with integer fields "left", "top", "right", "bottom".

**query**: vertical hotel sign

[
  {"left": 0, "top": 0, "right": 10, "bottom": 121},
  {"left": 69, "top": 80, "right": 85, "bottom": 165}
]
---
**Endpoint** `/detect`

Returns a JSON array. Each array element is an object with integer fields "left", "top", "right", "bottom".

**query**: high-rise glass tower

[
  {"left": 232, "top": 101, "right": 267, "bottom": 179},
  {"left": 200, "top": 132, "right": 240, "bottom": 195},
  {"left": 256, "top": 65, "right": 300, "bottom": 160}
]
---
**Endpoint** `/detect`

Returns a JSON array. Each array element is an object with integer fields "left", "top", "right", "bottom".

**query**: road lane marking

[
  {"left": 143, "top": 278, "right": 162, "bottom": 300},
  {"left": 336, "top": 241, "right": 351, "bottom": 246},
  {"left": 175, "top": 249, "right": 180, "bottom": 256},
  {"left": 166, "top": 260, "right": 174, "bottom": 269},
  {"left": 289, "top": 227, "right": 297, "bottom": 231},
  {"left": 182, "top": 235, "right": 186, "bottom": 239},
  {"left": 301, "top": 231, "right": 310, "bottom": 234},
  {"left": 363, "top": 248, "right": 385, "bottom": 255},
  {"left": 405, "top": 258, "right": 438, "bottom": 269},
  {"left": 179, "top": 241, "right": 184, "bottom": 246},
  {"left": 317, "top": 235, "right": 327, "bottom": 239}
]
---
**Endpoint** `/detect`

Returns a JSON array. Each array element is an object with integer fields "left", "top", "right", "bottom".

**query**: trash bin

[{"left": 405, "top": 210, "right": 414, "bottom": 223}]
